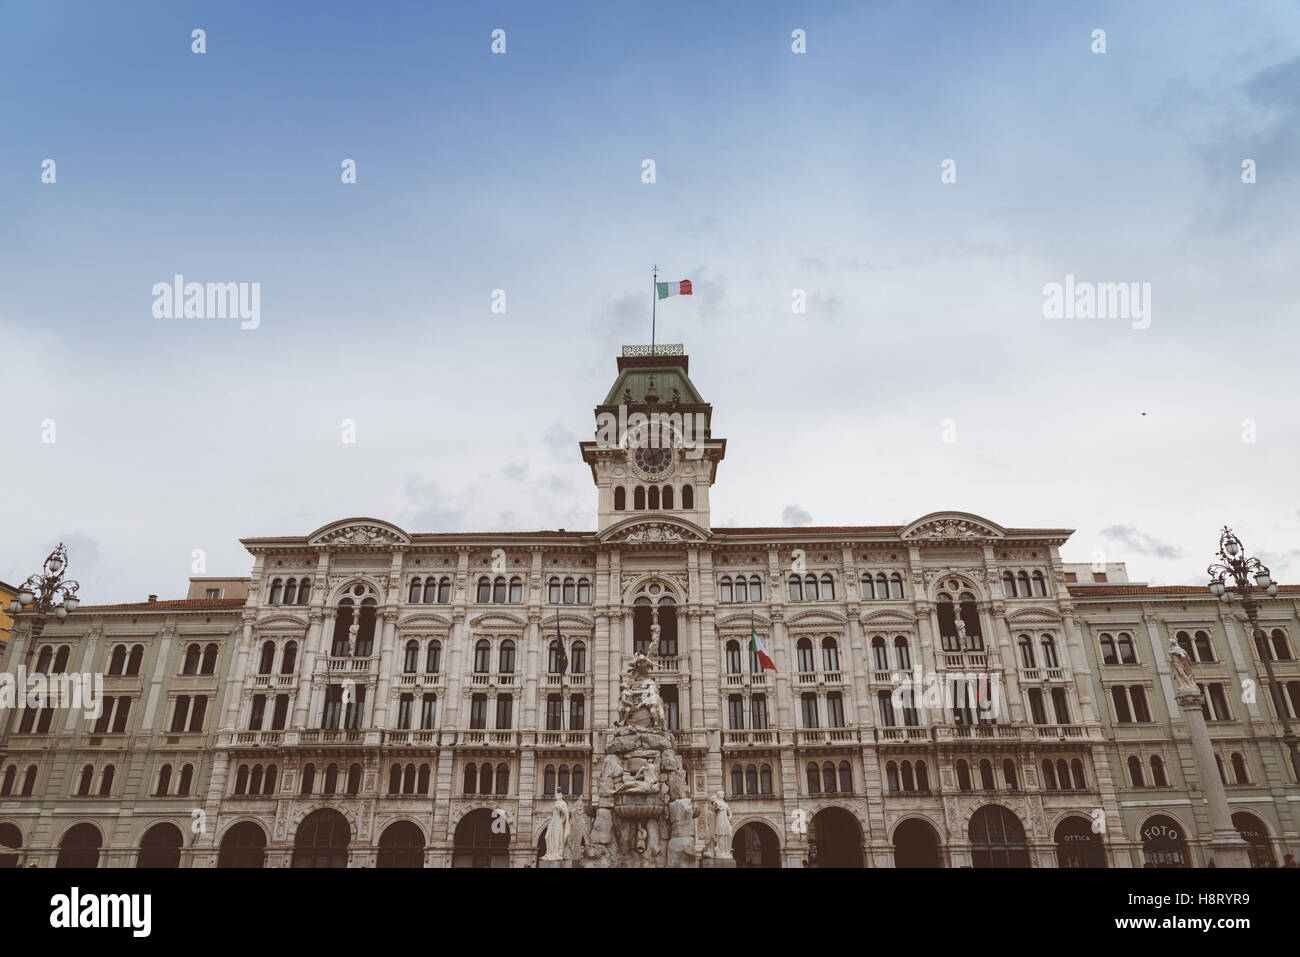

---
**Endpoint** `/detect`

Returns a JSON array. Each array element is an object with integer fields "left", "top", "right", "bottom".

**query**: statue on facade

[
  {"left": 953, "top": 614, "right": 969, "bottom": 650},
  {"left": 346, "top": 620, "right": 359, "bottom": 657},
  {"left": 1168, "top": 638, "right": 1198, "bottom": 694},
  {"left": 648, "top": 621, "right": 661, "bottom": 658},
  {"left": 543, "top": 791, "right": 570, "bottom": 860},
  {"left": 704, "top": 791, "right": 733, "bottom": 859}
]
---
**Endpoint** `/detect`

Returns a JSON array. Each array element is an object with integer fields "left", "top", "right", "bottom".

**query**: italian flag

[
  {"left": 751, "top": 619, "right": 777, "bottom": 672},
  {"left": 656, "top": 279, "right": 692, "bottom": 299}
]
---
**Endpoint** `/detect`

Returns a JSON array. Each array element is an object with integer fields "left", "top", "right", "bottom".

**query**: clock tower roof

[{"left": 598, "top": 345, "right": 711, "bottom": 426}]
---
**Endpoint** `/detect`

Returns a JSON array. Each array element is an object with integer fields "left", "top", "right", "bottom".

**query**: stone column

[
  {"left": 292, "top": 610, "right": 326, "bottom": 727},
  {"left": 524, "top": 610, "right": 542, "bottom": 728},
  {"left": 372, "top": 608, "right": 399, "bottom": 728},
  {"left": 687, "top": 607, "right": 704, "bottom": 730},
  {"left": 222, "top": 613, "right": 256, "bottom": 730},
  {"left": 1176, "top": 686, "right": 1251, "bottom": 867}
]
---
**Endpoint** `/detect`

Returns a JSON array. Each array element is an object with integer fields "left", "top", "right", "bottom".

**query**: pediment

[
  {"left": 599, "top": 516, "right": 709, "bottom": 546},
  {"left": 469, "top": 612, "right": 527, "bottom": 629},
  {"left": 900, "top": 511, "right": 1006, "bottom": 541},
  {"left": 860, "top": 609, "right": 916, "bottom": 626},
  {"left": 718, "top": 613, "right": 772, "bottom": 631},
  {"left": 256, "top": 613, "right": 309, "bottom": 629},
  {"left": 785, "top": 610, "right": 848, "bottom": 629},
  {"left": 1005, "top": 606, "right": 1063, "bottom": 624},
  {"left": 308, "top": 518, "right": 410, "bottom": 548},
  {"left": 397, "top": 613, "right": 453, "bottom": 629}
]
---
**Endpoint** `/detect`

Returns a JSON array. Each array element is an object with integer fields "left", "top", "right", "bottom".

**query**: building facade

[{"left": 2, "top": 346, "right": 1297, "bottom": 868}]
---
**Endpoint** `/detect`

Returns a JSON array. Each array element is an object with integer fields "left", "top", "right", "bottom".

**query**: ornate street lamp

[
  {"left": 1206, "top": 527, "right": 1300, "bottom": 782},
  {"left": 0, "top": 544, "right": 81, "bottom": 767}
]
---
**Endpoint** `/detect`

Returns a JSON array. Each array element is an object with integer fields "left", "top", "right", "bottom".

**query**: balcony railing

[
  {"left": 232, "top": 731, "right": 283, "bottom": 746},
  {"left": 537, "top": 730, "right": 592, "bottom": 747},
  {"left": 796, "top": 728, "right": 859, "bottom": 746},
  {"left": 324, "top": 657, "right": 374, "bottom": 673},
  {"left": 723, "top": 729, "right": 776, "bottom": 747},
  {"left": 457, "top": 730, "right": 518, "bottom": 746},
  {"left": 876, "top": 727, "right": 933, "bottom": 743},
  {"left": 382, "top": 730, "right": 440, "bottom": 746},
  {"left": 250, "top": 674, "right": 296, "bottom": 689}
]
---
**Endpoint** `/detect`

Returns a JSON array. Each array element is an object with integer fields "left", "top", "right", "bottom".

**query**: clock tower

[{"left": 580, "top": 345, "right": 726, "bottom": 533}]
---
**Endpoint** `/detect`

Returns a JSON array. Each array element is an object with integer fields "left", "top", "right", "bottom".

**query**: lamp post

[
  {"left": 1207, "top": 527, "right": 1300, "bottom": 783},
  {"left": 0, "top": 544, "right": 80, "bottom": 768}
]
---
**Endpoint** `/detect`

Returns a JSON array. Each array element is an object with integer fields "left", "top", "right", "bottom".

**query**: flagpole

[{"left": 651, "top": 264, "right": 657, "bottom": 353}]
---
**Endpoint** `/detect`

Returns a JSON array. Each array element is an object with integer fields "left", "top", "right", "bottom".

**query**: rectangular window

[
  {"left": 36, "top": 708, "right": 54, "bottom": 733},
  {"left": 1130, "top": 686, "right": 1151, "bottom": 723},
  {"left": 1028, "top": 689, "right": 1047, "bottom": 725},
  {"left": 186, "top": 696, "right": 205, "bottom": 733},
  {"left": 826, "top": 692, "right": 845, "bottom": 728},
  {"left": 1051, "top": 688, "right": 1071, "bottom": 724},
  {"left": 1208, "top": 683, "right": 1231, "bottom": 721},
  {"left": 751, "top": 695, "right": 768, "bottom": 730},
  {"left": 93, "top": 697, "right": 113, "bottom": 734},
  {"left": 801, "top": 693, "right": 819, "bottom": 729},
  {"left": 343, "top": 686, "right": 365, "bottom": 730},
  {"left": 397, "top": 694, "right": 413, "bottom": 730},
  {"left": 271, "top": 694, "right": 289, "bottom": 731},
  {"left": 728, "top": 695, "right": 745, "bottom": 730},
  {"left": 420, "top": 694, "right": 437, "bottom": 729},
  {"left": 1111, "top": 686, "right": 1132, "bottom": 724},
  {"left": 170, "top": 695, "right": 189, "bottom": 733},
  {"left": 495, "top": 694, "right": 513, "bottom": 730},
  {"left": 662, "top": 686, "right": 679, "bottom": 730},
  {"left": 546, "top": 694, "right": 563, "bottom": 731},
  {"left": 877, "top": 691, "right": 895, "bottom": 727},
  {"left": 205, "top": 588, "right": 220, "bottom": 599},
  {"left": 470, "top": 694, "right": 487, "bottom": 730},
  {"left": 322, "top": 686, "right": 342, "bottom": 730},
  {"left": 249, "top": 695, "right": 266, "bottom": 731},
  {"left": 569, "top": 694, "right": 585, "bottom": 731}
]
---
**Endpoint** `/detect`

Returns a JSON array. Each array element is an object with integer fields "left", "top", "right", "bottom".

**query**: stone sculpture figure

[
  {"left": 666, "top": 798, "right": 698, "bottom": 868},
  {"left": 1168, "top": 638, "right": 1198, "bottom": 693},
  {"left": 648, "top": 621, "right": 661, "bottom": 657},
  {"left": 953, "top": 615, "right": 969, "bottom": 649},
  {"left": 710, "top": 792, "right": 733, "bottom": 859},
  {"left": 543, "top": 791, "right": 570, "bottom": 860}
]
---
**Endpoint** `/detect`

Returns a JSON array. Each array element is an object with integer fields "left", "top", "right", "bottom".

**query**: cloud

[
  {"left": 403, "top": 478, "right": 465, "bottom": 533},
  {"left": 543, "top": 423, "right": 579, "bottom": 461},
  {"left": 781, "top": 504, "right": 813, "bottom": 526},
  {"left": 501, "top": 462, "right": 528, "bottom": 481},
  {"left": 1099, "top": 525, "right": 1183, "bottom": 560}
]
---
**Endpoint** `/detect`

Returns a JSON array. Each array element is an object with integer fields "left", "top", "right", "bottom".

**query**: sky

[{"left": 1, "top": 0, "right": 1298, "bottom": 602}]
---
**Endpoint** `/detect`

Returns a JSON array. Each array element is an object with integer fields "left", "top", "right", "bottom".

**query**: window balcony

[
  {"left": 250, "top": 674, "right": 296, "bottom": 689},
  {"left": 324, "top": 656, "right": 373, "bottom": 674},
  {"left": 457, "top": 730, "right": 518, "bottom": 747},
  {"left": 1030, "top": 724, "right": 1098, "bottom": 741},
  {"left": 875, "top": 727, "right": 933, "bottom": 743},
  {"left": 653, "top": 656, "right": 683, "bottom": 674},
  {"left": 382, "top": 730, "right": 440, "bottom": 746},
  {"left": 1019, "top": 667, "right": 1067, "bottom": 682},
  {"left": 796, "top": 672, "right": 817, "bottom": 685},
  {"left": 231, "top": 730, "right": 284, "bottom": 747},
  {"left": 297, "top": 730, "right": 366, "bottom": 745},
  {"left": 536, "top": 730, "right": 592, "bottom": 748},
  {"left": 396, "top": 672, "right": 444, "bottom": 688},
  {"left": 796, "top": 728, "right": 860, "bottom": 746},
  {"left": 723, "top": 729, "right": 776, "bottom": 747}
]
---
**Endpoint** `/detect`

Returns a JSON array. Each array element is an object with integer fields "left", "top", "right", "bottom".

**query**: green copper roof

[{"left": 599, "top": 352, "right": 708, "bottom": 409}]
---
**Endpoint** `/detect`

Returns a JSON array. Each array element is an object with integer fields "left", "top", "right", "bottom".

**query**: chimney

[{"left": 148, "top": 594, "right": 158, "bottom": 603}]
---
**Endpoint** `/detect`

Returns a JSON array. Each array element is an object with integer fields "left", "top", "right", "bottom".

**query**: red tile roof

[
  {"left": 1069, "top": 584, "right": 1300, "bottom": 598},
  {"left": 76, "top": 598, "right": 246, "bottom": 612}
]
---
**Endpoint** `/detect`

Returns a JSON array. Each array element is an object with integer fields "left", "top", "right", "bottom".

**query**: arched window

[
  {"left": 155, "top": 764, "right": 172, "bottom": 796},
  {"left": 403, "top": 640, "right": 419, "bottom": 674},
  {"left": 861, "top": 574, "right": 875, "bottom": 599},
  {"left": 21, "top": 766, "right": 37, "bottom": 796},
  {"left": 499, "top": 640, "right": 516, "bottom": 674},
  {"left": 806, "top": 762, "right": 820, "bottom": 793},
  {"left": 548, "top": 640, "right": 565, "bottom": 674},
  {"left": 298, "top": 579, "right": 312, "bottom": 604},
  {"left": 1003, "top": 759, "right": 1017, "bottom": 790},
  {"left": 492, "top": 577, "right": 507, "bottom": 603},
  {"left": 1040, "top": 636, "right": 1058, "bottom": 669},
  {"left": 1150, "top": 756, "right": 1168, "bottom": 788},
  {"left": 202, "top": 643, "right": 219, "bottom": 674},
  {"left": 1176, "top": 631, "right": 1194, "bottom": 659},
  {"left": 805, "top": 575, "right": 818, "bottom": 601},
  {"left": 509, "top": 577, "right": 523, "bottom": 603},
  {"left": 1117, "top": 633, "right": 1136, "bottom": 665},
  {"left": 760, "top": 764, "right": 773, "bottom": 794},
  {"left": 571, "top": 641, "right": 587, "bottom": 674},
  {"left": 1002, "top": 570, "right": 1016, "bottom": 596},
  {"left": 750, "top": 576, "right": 762, "bottom": 601},
  {"left": 323, "top": 764, "right": 339, "bottom": 795},
  {"left": 889, "top": 574, "right": 904, "bottom": 599},
  {"left": 1216, "top": 754, "right": 1227, "bottom": 785},
  {"left": 956, "top": 760, "right": 971, "bottom": 791},
  {"left": 894, "top": 636, "right": 911, "bottom": 670},
  {"left": 409, "top": 579, "right": 423, "bottom": 603},
  {"left": 900, "top": 761, "right": 915, "bottom": 792},
  {"left": 1056, "top": 759, "right": 1070, "bottom": 790},
  {"left": 719, "top": 577, "right": 733, "bottom": 603},
  {"left": 634, "top": 486, "right": 646, "bottom": 510},
  {"left": 436, "top": 578, "right": 450, "bottom": 603},
  {"left": 822, "top": 637, "right": 839, "bottom": 672},
  {"left": 571, "top": 578, "right": 588, "bottom": 603},
  {"left": 876, "top": 573, "right": 889, "bottom": 599},
  {"left": 548, "top": 578, "right": 561, "bottom": 603},
  {"left": 302, "top": 764, "right": 317, "bottom": 795},
  {"left": 915, "top": 760, "right": 929, "bottom": 792},
  {"left": 979, "top": 759, "right": 995, "bottom": 791},
  {"left": 746, "top": 764, "right": 759, "bottom": 795},
  {"left": 725, "top": 640, "right": 741, "bottom": 674},
  {"left": 419, "top": 764, "right": 431, "bottom": 794},
  {"left": 269, "top": 579, "right": 283, "bottom": 604},
  {"left": 1016, "top": 572, "right": 1031, "bottom": 597},
  {"left": 662, "top": 486, "right": 674, "bottom": 509},
  {"left": 280, "top": 642, "right": 297, "bottom": 675},
  {"left": 1194, "top": 631, "right": 1214, "bottom": 663},
  {"left": 1042, "top": 760, "right": 1058, "bottom": 790},
  {"left": 55, "top": 646, "right": 72, "bottom": 674},
  {"left": 35, "top": 646, "right": 53, "bottom": 674},
  {"left": 249, "top": 765, "right": 263, "bottom": 795},
  {"left": 648, "top": 485, "right": 660, "bottom": 509},
  {"left": 787, "top": 575, "right": 802, "bottom": 601},
  {"left": 886, "top": 761, "right": 900, "bottom": 792},
  {"left": 734, "top": 577, "right": 748, "bottom": 602},
  {"left": 426, "top": 640, "right": 442, "bottom": 673},
  {"left": 1099, "top": 634, "right": 1116, "bottom": 665},
  {"left": 1271, "top": 628, "right": 1293, "bottom": 661},
  {"left": 682, "top": 485, "right": 694, "bottom": 509},
  {"left": 563, "top": 578, "right": 576, "bottom": 603},
  {"left": 796, "top": 638, "right": 815, "bottom": 674},
  {"left": 107, "top": 645, "right": 125, "bottom": 676},
  {"left": 614, "top": 486, "right": 626, "bottom": 510},
  {"left": 1019, "top": 635, "right": 1035, "bottom": 668},
  {"left": 1231, "top": 752, "right": 1249, "bottom": 784},
  {"left": 182, "top": 644, "right": 201, "bottom": 675},
  {"left": 822, "top": 761, "right": 837, "bottom": 793},
  {"left": 871, "top": 636, "right": 888, "bottom": 671},
  {"left": 258, "top": 641, "right": 275, "bottom": 674},
  {"left": 820, "top": 574, "right": 835, "bottom": 600},
  {"left": 1128, "top": 755, "right": 1145, "bottom": 787},
  {"left": 0, "top": 765, "right": 15, "bottom": 796},
  {"left": 1031, "top": 571, "right": 1046, "bottom": 596},
  {"left": 731, "top": 765, "right": 743, "bottom": 795},
  {"left": 233, "top": 764, "right": 249, "bottom": 796},
  {"left": 476, "top": 578, "right": 491, "bottom": 603},
  {"left": 473, "top": 640, "right": 491, "bottom": 673},
  {"left": 389, "top": 764, "right": 402, "bottom": 795},
  {"left": 1071, "top": 759, "right": 1086, "bottom": 790},
  {"left": 284, "top": 579, "right": 298, "bottom": 605},
  {"left": 464, "top": 763, "right": 478, "bottom": 794}
]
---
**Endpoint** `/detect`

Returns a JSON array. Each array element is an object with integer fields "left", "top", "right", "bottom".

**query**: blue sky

[{"left": 2, "top": 0, "right": 1299, "bottom": 600}]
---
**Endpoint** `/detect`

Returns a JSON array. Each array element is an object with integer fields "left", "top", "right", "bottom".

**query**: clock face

[{"left": 632, "top": 443, "right": 675, "bottom": 479}]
